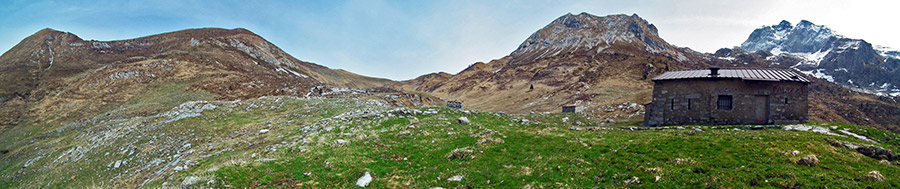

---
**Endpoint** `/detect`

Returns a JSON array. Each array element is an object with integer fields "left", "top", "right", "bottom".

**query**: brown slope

[
  {"left": 397, "top": 13, "right": 702, "bottom": 113},
  {"left": 0, "top": 28, "right": 388, "bottom": 128}
]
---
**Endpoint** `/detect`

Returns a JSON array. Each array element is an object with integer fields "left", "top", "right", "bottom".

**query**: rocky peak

[
  {"left": 509, "top": 13, "right": 673, "bottom": 64},
  {"left": 774, "top": 20, "right": 793, "bottom": 31},
  {"left": 740, "top": 20, "right": 840, "bottom": 53}
]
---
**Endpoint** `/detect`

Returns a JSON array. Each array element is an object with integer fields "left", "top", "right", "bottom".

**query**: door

[{"left": 752, "top": 95, "right": 769, "bottom": 124}]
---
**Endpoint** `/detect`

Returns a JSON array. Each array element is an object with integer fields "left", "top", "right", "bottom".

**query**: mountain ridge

[
  {"left": 736, "top": 20, "right": 900, "bottom": 96},
  {"left": 0, "top": 27, "right": 391, "bottom": 128}
]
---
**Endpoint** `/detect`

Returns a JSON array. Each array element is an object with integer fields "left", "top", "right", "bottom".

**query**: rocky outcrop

[{"left": 825, "top": 138, "right": 899, "bottom": 161}]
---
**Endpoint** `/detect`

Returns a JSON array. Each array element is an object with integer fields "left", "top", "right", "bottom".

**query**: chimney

[{"left": 709, "top": 66, "right": 720, "bottom": 77}]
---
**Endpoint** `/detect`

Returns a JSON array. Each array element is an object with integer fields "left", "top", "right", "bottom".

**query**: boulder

[
  {"left": 797, "top": 154, "right": 819, "bottom": 166},
  {"left": 458, "top": 117, "right": 470, "bottom": 125},
  {"left": 866, "top": 170, "right": 884, "bottom": 181}
]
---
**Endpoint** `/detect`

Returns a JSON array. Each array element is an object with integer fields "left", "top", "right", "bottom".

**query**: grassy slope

[
  {"left": 2, "top": 95, "right": 898, "bottom": 188},
  {"left": 213, "top": 105, "right": 900, "bottom": 188}
]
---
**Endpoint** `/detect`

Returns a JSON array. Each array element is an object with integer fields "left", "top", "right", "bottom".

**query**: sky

[{"left": 1, "top": 0, "right": 898, "bottom": 80}]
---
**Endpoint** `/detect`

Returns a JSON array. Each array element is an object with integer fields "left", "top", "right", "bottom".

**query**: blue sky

[{"left": 2, "top": 0, "right": 898, "bottom": 80}]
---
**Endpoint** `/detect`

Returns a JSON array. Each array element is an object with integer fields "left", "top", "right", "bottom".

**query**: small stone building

[
  {"left": 447, "top": 100, "right": 464, "bottom": 109},
  {"left": 562, "top": 105, "right": 577, "bottom": 113},
  {"left": 645, "top": 67, "right": 809, "bottom": 126}
]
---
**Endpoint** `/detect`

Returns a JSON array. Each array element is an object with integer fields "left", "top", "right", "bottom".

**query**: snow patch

[
  {"left": 276, "top": 67, "right": 308, "bottom": 78},
  {"left": 717, "top": 56, "right": 736, "bottom": 61},
  {"left": 800, "top": 69, "right": 833, "bottom": 82}
]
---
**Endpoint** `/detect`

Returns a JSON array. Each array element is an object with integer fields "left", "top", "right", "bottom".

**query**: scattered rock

[
  {"left": 790, "top": 150, "right": 801, "bottom": 156},
  {"left": 182, "top": 176, "right": 202, "bottom": 187},
  {"left": 335, "top": 139, "right": 349, "bottom": 145},
  {"left": 879, "top": 159, "right": 891, "bottom": 165},
  {"left": 573, "top": 121, "right": 585, "bottom": 126},
  {"left": 447, "top": 147, "right": 474, "bottom": 160},
  {"left": 644, "top": 167, "right": 662, "bottom": 173},
  {"left": 866, "top": 170, "right": 884, "bottom": 181},
  {"left": 259, "top": 129, "right": 270, "bottom": 134},
  {"left": 624, "top": 176, "right": 641, "bottom": 185},
  {"left": 797, "top": 154, "right": 819, "bottom": 166},
  {"left": 448, "top": 175, "right": 464, "bottom": 182},
  {"left": 562, "top": 117, "right": 569, "bottom": 123},
  {"left": 457, "top": 117, "right": 470, "bottom": 125},
  {"left": 673, "top": 158, "right": 695, "bottom": 164},
  {"left": 356, "top": 172, "right": 373, "bottom": 187}
]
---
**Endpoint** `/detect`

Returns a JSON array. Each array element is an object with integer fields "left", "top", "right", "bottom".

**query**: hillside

[
  {"left": 1, "top": 96, "right": 897, "bottom": 188},
  {"left": 0, "top": 28, "right": 391, "bottom": 130},
  {"left": 395, "top": 13, "right": 702, "bottom": 115}
]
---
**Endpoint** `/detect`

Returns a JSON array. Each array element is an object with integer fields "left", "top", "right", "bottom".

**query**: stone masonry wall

[{"left": 645, "top": 79, "right": 808, "bottom": 126}]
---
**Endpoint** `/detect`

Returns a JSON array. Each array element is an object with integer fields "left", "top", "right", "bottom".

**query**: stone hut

[
  {"left": 447, "top": 100, "right": 464, "bottom": 109},
  {"left": 562, "top": 105, "right": 577, "bottom": 113},
  {"left": 645, "top": 67, "right": 809, "bottom": 126}
]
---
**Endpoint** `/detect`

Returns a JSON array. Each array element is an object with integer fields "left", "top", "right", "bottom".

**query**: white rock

[
  {"left": 356, "top": 172, "right": 373, "bottom": 187},
  {"left": 458, "top": 117, "right": 470, "bottom": 125},
  {"left": 259, "top": 129, "right": 270, "bottom": 134},
  {"left": 182, "top": 176, "right": 202, "bottom": 186},
  {"left": 448, "top": 175, "right": 463, "bottom": 182},
  {"left": 335, "top": 139, "right": 349, "bottom": 145}
]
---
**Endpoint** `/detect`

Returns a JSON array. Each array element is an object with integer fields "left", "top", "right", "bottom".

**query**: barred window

[{"left": 717, "top": 95, "right": 732, "bottom": 110}]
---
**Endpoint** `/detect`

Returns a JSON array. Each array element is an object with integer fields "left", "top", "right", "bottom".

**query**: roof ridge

[{"left": 653, "top": 67, "right": 809, "bottom": 83}]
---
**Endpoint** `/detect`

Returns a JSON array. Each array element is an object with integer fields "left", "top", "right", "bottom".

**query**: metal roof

[{"left": 651, "top": 68, "right": 810, "bottom": 83}]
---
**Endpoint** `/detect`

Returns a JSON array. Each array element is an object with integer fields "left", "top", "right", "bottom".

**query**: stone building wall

[{"left": 645, "top": 79, "right": 808, "bottom": 126}]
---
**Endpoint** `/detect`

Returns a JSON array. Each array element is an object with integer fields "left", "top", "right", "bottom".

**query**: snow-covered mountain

[{"left": 738, "top": 20, "right": 900, "bottom": 96}]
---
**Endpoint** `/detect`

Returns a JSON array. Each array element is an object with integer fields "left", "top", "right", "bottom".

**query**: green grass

[
  {"left": 214, "top": 107, "right": 900, "bottom": 188},
  {"left": 3, "top": 95, "right": 899, "bottom": 188}
]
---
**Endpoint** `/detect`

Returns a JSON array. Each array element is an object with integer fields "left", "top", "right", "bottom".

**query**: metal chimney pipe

[{"left": 709, "top": 66, "right": 720, "bottom": 77}]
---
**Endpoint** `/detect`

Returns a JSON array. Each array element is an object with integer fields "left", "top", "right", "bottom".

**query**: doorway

[{"left": 752, "top": 95, "right": 769, "bottom": 124}]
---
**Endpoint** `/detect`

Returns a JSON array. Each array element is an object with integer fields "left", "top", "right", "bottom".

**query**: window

[
  {"left": 687, "top": 99, "right": 692, "bottom": 110},
  {"left": 670, "top": 99, "right": 675, "bottom": 110},
  {"left": 717, "top": 95, "right": 733, "bottom": 110},
  {"left": 784, "top": 98, "right": 789, "bottom": 104}
]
